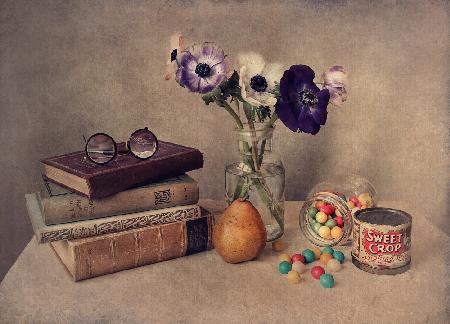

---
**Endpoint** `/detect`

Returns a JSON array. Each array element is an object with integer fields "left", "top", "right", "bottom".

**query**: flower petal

[
  {"left": 261, "top": 63, "right": 283, "bottom": 88},
  {"left": 238, "top": 52, "right": 265, "bottom": 78},
  {"left": 177, "top": 50, "right": 198, "bottom": 72},
  {"left": 298, "top": 107, "right": 321, "bottom": 135},
  {"left": 176, "top": 68, "right": 200, "bottom": 92},
  {"left": 310, "top": 89, "right": 330, "bottom": 125},
  {"left": 275, "top": 99, "right": 300, "bottom": 132},
  {"left": 196, "top": 42, "right": 225, "bottom": 66}
]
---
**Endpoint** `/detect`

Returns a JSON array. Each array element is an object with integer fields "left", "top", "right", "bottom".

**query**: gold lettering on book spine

[{"left": 40, "top": 207, "right": 200, "bottom": 243}]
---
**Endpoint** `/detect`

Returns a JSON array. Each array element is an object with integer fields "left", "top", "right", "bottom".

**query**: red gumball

[
  {"left": 319, "top": 204, "right": 336, "bottom": 215},
  {"left": 349, "top": 196, "right": 359, "bottom": 205},
  {"left": 336, "top": 216, "right": 344, "bottom": 228},
  {"left": 292, "top": 253, "right": 305, "bottom": 264},
  {"left": 311, "top": 266, "right": 325, "bottom": 280}
]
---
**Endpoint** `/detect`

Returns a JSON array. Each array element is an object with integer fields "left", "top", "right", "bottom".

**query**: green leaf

[
  {"left": 256, "top": 106, "right": 272, "bottom": 122},
  {"left": 220, "top": 70, "right": 241, "bottom": 99},
  {"left": 269, "top": 81, "right": 281, "bottom": 99}
]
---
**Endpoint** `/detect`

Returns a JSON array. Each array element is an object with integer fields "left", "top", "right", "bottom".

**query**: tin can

[{"left": 352, "top": 207, "right": 412, "bottom": 275}]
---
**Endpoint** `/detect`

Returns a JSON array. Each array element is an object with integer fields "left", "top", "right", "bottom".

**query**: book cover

[
  {"left": 41, "top": 141, "right": 203, "bottom": 199},
  {"left": 26, "top": 193, "right": 201, "bottom": 243},
  {"left": 40, "top": 174, "right": 199, "bottom": 225},
  {"left": 50, "top": 210, "right": 214, "bottom": 281}
]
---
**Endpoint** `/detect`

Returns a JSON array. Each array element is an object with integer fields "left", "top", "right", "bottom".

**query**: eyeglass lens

[
  {"left": 85, "top": 134, "right": 117, "bottom": 164},
  {"left": 128, "top": 128, "right": 158, "bottom": 159}
]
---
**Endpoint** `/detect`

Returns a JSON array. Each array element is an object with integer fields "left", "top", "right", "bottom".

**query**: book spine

[
  {"left": 68, "top": 214, "right": 214, "bottom": 281},
  {"left": 87, "top": 150, "right": 203, "bottom": 199},
  {"left": 41, "top": 180, "right": 199, "bottom": 225},
  {"left": 38, "top": 204, "right": 202, "bottom": 243}
]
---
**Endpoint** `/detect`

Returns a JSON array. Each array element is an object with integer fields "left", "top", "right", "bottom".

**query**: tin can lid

[{"left": 354, "top": 207, "right": 412, "bottom": 226}]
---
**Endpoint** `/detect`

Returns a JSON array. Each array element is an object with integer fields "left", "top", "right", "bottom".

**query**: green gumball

[{"left": 278, "top": 261, "right": 292, "bottom": 274}]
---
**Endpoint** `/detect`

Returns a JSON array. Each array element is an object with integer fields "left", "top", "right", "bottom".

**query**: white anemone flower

[{"left": 238, "top": 52, "right": 283, "bottom": 107}]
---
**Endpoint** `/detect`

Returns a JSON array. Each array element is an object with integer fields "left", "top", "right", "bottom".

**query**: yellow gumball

[
  {"left": 320, "top": 253, "right": 333, "bottom": 266},
  {"left": 312, "top": 247, "right": 322, "bottom": 260},
  {"left": 318, "top": 226, "right": 331, "bottom": 239},
  {"left": 315, "top": 212, "right": 328, "bottom": 224},
  {"left": 358, "top": 193, "right": 374, "bottom": 208},
  {"left": 331, "top": 226, "right": 343, "bottom": 239},
  {"left": 287, "top": 270, "right": 301, "bottom": 284},
  {"left": 279, "top": 253, "right": 292, "bottom": 263},
  {"left": 347, "top": 201, "right": 355, "bottom": 209}
]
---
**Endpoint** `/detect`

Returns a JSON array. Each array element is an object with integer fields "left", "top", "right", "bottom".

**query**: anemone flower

[
  {"left": 175, "top": 42, "right": 228, "bottom": 94},
  {"left": 321, "top": 66, "right": 348, "bottom": 107},
  {"left": 275, "top": 65, "right": 330, "bottom": 135},
  {"left": 237, "top": 52, "right": 283, "bottom": 107},
  {"left": 164, "top": 32, "right": 186, "bottom": 80}
]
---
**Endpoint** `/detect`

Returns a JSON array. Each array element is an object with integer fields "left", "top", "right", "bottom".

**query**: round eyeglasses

[{"left": 85, "top": 127, "right": 158, "bottom": 165}]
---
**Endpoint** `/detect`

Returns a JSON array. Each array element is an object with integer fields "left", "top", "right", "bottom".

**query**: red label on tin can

[{"left": 363, "top": 229, "right": 404, "bottom": 255}]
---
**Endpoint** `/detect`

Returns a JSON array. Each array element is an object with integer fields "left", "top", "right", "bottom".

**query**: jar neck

[{"left": 234, "top": 123, "right": 274, "bottom": 154}]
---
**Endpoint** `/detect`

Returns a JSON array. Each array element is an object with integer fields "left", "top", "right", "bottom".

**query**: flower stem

[{"left": 220, "top": 100, "right": 244, "bottom": 129}]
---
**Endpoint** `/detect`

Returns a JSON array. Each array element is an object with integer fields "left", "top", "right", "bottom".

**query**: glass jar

[
  {"left": 299, "top": 174, "right": 377, "bottom": 246},
  {"left": 225, "top": 123, "right": 285, "bottom": 241}
]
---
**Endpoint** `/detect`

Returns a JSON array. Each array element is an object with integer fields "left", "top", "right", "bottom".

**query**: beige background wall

[{"left": 0, "top": 0, "right": 448, "bottom": 281}]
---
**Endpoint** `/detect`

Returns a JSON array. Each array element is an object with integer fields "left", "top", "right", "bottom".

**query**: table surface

[{"left": 1, "top": 200, "right": 448, "bottom": 324}]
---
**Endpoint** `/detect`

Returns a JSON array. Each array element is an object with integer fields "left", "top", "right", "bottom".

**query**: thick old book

[
  {"left": 26, "top": 193, "right": 201, "bottom": 243},
  {"left": 41, "top": 141, "right": 203, "bottom": 199},
  {"left": 50, "top": 211, "right": 214, "bottom": 281},
  {"left": 40, "top": 175, "right": 199, "bottom": 225}
]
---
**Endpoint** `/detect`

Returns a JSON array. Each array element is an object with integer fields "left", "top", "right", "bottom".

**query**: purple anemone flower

[
  {"left": 275, "top": 65, "right": 330, "bottom": 135},
  {"left": 176, "top": 42, "right": 228, "bottom": 94}
]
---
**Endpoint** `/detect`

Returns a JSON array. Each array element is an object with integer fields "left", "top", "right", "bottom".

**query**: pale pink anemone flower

[
  {"left": 321, "top": 66, "right": 348, "bottom": 107},
  {"left": 164, "top": 33, "right": 186, "bottom": 80}
]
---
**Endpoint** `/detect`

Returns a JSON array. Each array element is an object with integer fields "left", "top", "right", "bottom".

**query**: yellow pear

[{"left": 213, "top": 198, "right": 267, "bottom": 263}]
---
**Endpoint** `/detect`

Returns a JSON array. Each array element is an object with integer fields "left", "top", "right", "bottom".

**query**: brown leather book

[
  {"left": 41, "top": 141, "right": 203, "bottom": 199},
  {"left": 50, "top": 210, "right": 214, "bottom": 281}
]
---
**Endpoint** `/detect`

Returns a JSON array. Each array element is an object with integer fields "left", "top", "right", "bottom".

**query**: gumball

[
  {"left": 358, "top": 192, "right": 374, "bottom": 208},
  {"left": 312, "top": 247, "right": 322, "bottom": 260},
  {"left": 333, "top": 250, "right": 345, "bottom": 264},
  {"left": 315, "top": 201, "right": 326, "bottom": 209},
  {"left": 347, "top": 201, "right": 355, "bottom": 209},
  {"left": 272, "top": 240, "right": 288, "bottom": 252},
  {"left": 292, "top": 261, "right": 306, "bottom": 274},
  {"left": 291, "top": 253, "right": 305, "bottom": 264},
  {"left": 322, "top": 246, "right": 334, "bottom": 255},
  {"left": 307, "top": 207, "right": 318, "bottom": 218},
  {"left": 331, "top": 226, "right": 343, "bottom": 239},
  {"left": 326, "top": 258, "right": 342, "bottom": 272},
  {"left": 278, "top": 253, "right": 292, "bottom": 263},
  {"left": 278, "top": 261, "right": 292, "bottom": 274},
  {"left": 312, "top": 222, "right": 322, "bottom": 233},
  {"left": 335, "top": 216, "right": 344, "bottom": 228},
  {"left": 287, "top": 270, "right": 301, "bottom": 284},
  {"left": 325, "top": 219, "right": 337, "bottom": 228},
  {"left": 319, "top": 204, "right": 335, "bottom": 215},
  {"left": 320, "top": 253, "right": 333, "bottom": 266},
  {"left": 301, "top": 249, "right": 315, "bottom": 264},
  {"left": 315, "top": 212, "right": 328, "bottom": 224},
  {"left": 319, "top": 273, "right": 335, "bottom": 288},
  {"left": 349, "top": 196, "right": 359, "bottom": 205},
  {"left": 335, "top": 209, "right": 342, "bottom": 218},
  {"left": 318, "top": 226, "right": 331, "bottom": 239},
  {"left": 310, "top": 265, "right": 325, "bottom": 279}
]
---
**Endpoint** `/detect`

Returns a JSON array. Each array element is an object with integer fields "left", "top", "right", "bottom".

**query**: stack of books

[{"left": 26, "top": 140, "right": 211, "bottom": 281}]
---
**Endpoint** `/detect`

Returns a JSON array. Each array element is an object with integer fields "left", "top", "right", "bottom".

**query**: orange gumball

[
  {"left": 315, "top": 201, "right": 327, "bottom": 209},
  {"left": 320, "top": 253, "right": 333, "bottom": 266}
]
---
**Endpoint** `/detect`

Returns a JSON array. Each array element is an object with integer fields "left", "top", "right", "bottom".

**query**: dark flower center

[
  {"left": 195, "top": 63, "right": 211, "bottom": 78},
  {"left": 250, "top": 75, "right": 268, "bottom": 92},
  {"left": 170, "top": 49, "right": 177, "bottom": 62},
  {"left": 299, "top": 90, "right": 318, "bottom": 106}
]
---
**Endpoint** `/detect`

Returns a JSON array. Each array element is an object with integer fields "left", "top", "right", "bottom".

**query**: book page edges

[{"left": 44, "top": 164, "right": 90, "bottom": 196}]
